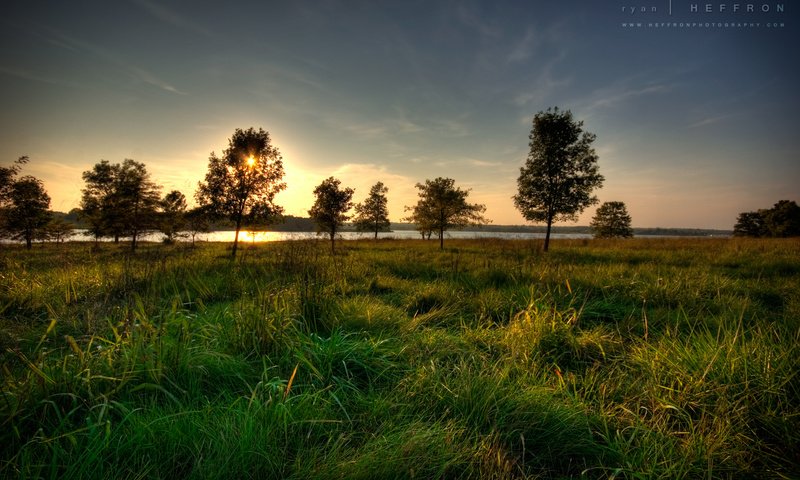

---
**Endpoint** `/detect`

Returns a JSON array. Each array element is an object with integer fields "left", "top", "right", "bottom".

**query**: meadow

[{"left": 1, "top": 237, "right": 798, "bottom": 479}]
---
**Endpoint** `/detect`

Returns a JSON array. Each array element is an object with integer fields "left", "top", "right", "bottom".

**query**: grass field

[{"left": 1, "top": 237, "right": 798, "bottom": 479}]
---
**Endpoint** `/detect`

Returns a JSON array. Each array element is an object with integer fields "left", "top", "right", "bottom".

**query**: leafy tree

[
  {"left": 404, "top": 177, "right": 487, "bottom": 250},
  {"left": 196, "top": 127, "right": 286, "bottom": 259},
  {"left": 734, "top": 200, "right": 800, "bottom": 237},
  {"left": 308, "top": 177, "right": 354, "bottom": 253},
  {"left": 159, "top": 190, "right": 187, "bottom": 243},
  {"left": 353, "top": 181, "right": 391, "bottom": 239},
  {"left": 1, "top": 156, "right": 28, "bottom": 203},
  {"left": 185, "top": 206, "right": 211, "bottom": 248},
  {"left": 81, "top": 160, "right": 120, "bottom": 242},
  {"left": 2, "top": 176, "right": 51, "bottom": 249},
  {"left": 115, "top": 160, "right": 162, "bottom": 251},
  {"left": 590, "top": 201, "right": 633, "bottom": 238},
  {"left": 733, "top": 211, "right": 767, "bottom": 237},
  {"left": 513, "top": 107, "right": 604, "bottom": 252},
  {"left": 764, "top": 200, "right": 800, "bottom": 237},
  {"left": 81, "top": 159, "right": 161, "bottom": 251},
  {"left": 42, "top": 217, "right": 76, "bottom": 244},
  {"left": 1, "top": 156, "right": 29, "bottom": 227}
]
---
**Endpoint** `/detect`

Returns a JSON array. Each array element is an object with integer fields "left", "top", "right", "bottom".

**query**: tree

[
  {"left": 734, "top": 200, "right": 800, "bottom": 237},
  {"left": 513, "top": 107, "right": 604, "bottom": 252},
  {"left": 115, "top": 159, "right": 162, "bottom": 251},
  {"left": 81, "top": 159, "right": 161, "bottom": 251},
  {"left": 404, "top": 177, "right": 487, "bottom": 250},
  {"left": 196, "top": 127, "right": 286, "bottom": 259},
  {"left": 42, "top": 217, "right": 76, "bottom": 244},
  {"left": 733, "top": 211, "right": 767, "bottom": 237},
  {"left": 81, "top": 160, "right": 120, "bottom": 243},
  {"left": 159, "top": 190, "right": 187, "bottom": 243},
  {"left": 764, "top": 200, "right": 800, "bottom": 237},
  {"left": 590, "top": 201, "right": 633, "bottom": 238},
  {"left": 308, "top": 177, "right": 354, "bottom": 253},
  {"left": 185, "top": 206, "right": 211, "bottom": 248},
  {"left": 2, "top": 176, "right": 51, "bottom": 249},
  {"left": 0, "top": 156, "right": 29, "bottom": 227},
  {"left": 353, "top": 181, "right": 391, "bottom": 239}
]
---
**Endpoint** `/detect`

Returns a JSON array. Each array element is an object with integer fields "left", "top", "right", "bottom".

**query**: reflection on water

[{"left": 66, "top": 229, "right": 592, "bottom": 243}]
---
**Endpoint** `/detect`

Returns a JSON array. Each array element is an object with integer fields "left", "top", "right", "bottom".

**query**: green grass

[{"left": 1, "top": 237, "right": 798, "bottom": 478}]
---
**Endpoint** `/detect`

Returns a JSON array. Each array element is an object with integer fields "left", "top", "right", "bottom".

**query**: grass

[{"left": 1, "top": 237, "right": 798, "bottom": 478}]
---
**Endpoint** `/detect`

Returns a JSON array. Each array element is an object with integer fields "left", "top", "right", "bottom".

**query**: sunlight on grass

[{"left": 1, "top": 237, "right": 798, "bottom": 478}]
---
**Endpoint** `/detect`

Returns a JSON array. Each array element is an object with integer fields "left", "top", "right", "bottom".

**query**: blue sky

[{"left": 1, "top": 0, "right": 797, "bottom": 229}]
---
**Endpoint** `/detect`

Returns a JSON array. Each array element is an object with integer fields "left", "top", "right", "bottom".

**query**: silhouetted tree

[
  {"left": 42, "top": 217, "right": 75, "bottom": 244},
  {"left": 196, "top": 127, "right": 286, "bottom": 259},
  {"left": 308, "top": 177, "right": 354, "bottom": 253},
  {"left": 185, "top": 206, "right": 211, "bottom": 248},
  {"left": 117, "top": 160, "right": 161, "bottom": 251},
  {"left": 353, "top": 181, "right": 390, "bottom": 239},
  {"left": 734, "top": 200, "right": 800, "bottom": 237},
  {"left": 81, "top": 160, "right": 121, "bottom": 243},
  {"left": 1, "top": 156, "right": 29, "bottom": 228},
  {"left": 159, "top": 190, "right": 187, "bottom": 243},
  {"left": 514, "top": 108, "right": 604, "bottom": 252},
  {"left": 404, "top": 177, "right": 487, "bottom": 250},
  {"left": 80, "top": 159, "right": 161, "bottom": 250},
  {"left": 2, "top": 176, "right": 51, "bottom": 249},
  {"left": 764, "top": 200, "right": 800, "bottom": 237},
  {"left": 590, "top": 201, "right": 633, "bottom": 238},
  {"left": 733, "top": 211, "right": 767, "bottom": 237}
]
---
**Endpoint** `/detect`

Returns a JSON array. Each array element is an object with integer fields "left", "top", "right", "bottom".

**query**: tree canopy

[
  {"left": 1, "top": 174, "right": 51, "bottom": 249},
  {"left": 196, "top": 127, "right": 286, "bottom": 258},
  {"left": 404, "top": 177, "right": 487, "bottom": 250},
  {"left": 160, "top": 190, "right": 188, "bottom": 243},
  {"left": 308, "top": 177, "right": 354, "bottom": 253},
  {"left": 590, "top": 201, "right": 633, "bottom": 239},
  {"left": 513, "top": 107, "right": 603, "bottom": 251},
  {"left": 353, "top": 181, "right": 391, "bottom": 239},
  {"left": 80, "top": 159, "right": 161, "bottom": 250},
  {"left": 734, "top": 200, "right": 800, "bottom": 237}
]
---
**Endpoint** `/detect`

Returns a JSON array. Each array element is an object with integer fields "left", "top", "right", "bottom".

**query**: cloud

[
  {"left": 0, "top": 66, "right": 80, "bottom": 88},
  {"left": 468, "top": 159, "right": 502, "bottom": 168},
  {"left": 46, "top": 30, "right": 187, "bottom": 95},
  {"left": 131, "top": 0, "right": 214, "bottom": 38},
  {"left": 512, "top": 49, "right": 571, "bottom": 107},
  {"left": 456, "top": 3, "right": 502, "bottom": 38},
  {"left": 687, "top": 114, "right": 734, "bottom": 129},
  {"left": 587, "top": 84, "right": 668, "bottom": 112}
]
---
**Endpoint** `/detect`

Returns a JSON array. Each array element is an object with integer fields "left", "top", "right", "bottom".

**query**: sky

[{"left": 1, "top": 0, "right": 798, "bottom": 229}]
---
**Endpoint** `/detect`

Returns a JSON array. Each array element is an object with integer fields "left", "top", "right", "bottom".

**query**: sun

[{"left": 246, "top": 155, "right": 256, "bottom": 167}]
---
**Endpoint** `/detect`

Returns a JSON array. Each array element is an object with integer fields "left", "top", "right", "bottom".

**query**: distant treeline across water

[{"left": 58, "top": 228, "right": 729, "bottom": 244}]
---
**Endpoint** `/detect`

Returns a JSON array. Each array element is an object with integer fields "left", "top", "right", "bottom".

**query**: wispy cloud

[
  {"left": 468, "top": 159, "right": 502, "bottom": 168},
  {"left": 46, "top": 30, "right": 187, "bottom": 95},
  {"left": 456, "top": 3, "right": 501, "bottom": 38},
  {"left": 587, "top": 84, "right": 668, "bottom": 112},
  {"left": 0, "top": 65, "right": 80, "bottom": 88},
  {"left": 131, "top": 0, "right": 213, "bottom": 38},
  {"left": 512, "top": 48, "right": 571, "bottom": 107},
  {"left": 687, "top": 114, "right": 735, "bottom": 129}
]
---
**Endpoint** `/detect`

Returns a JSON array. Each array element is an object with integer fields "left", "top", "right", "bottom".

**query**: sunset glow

[{"left": 0, "top": 2, "right": 796, "bottom": 229}]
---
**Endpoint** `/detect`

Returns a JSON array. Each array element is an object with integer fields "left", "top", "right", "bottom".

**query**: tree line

[
  {"left": 733, "top": 200, "right": 800, "bottom": 237},
  {"left": 8, "top": 107, "right": 787, "bottom": 255}
]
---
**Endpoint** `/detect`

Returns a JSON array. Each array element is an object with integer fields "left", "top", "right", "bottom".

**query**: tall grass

[{"left": 1, "top": 237, "right": 798, "bottom": 478}]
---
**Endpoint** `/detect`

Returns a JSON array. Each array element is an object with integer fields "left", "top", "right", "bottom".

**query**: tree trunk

[
  {"left": 232, "top": 215, "right": 242, "bottom": 259},
  {"left": 439, "top": 227, "right": 444, "bottom": 250},
  {"left": 329, "top": 228, "right": 336, "bottom": 254},
  {"left": 543, "top": 215, "right": 553, "bottom": 252}
]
